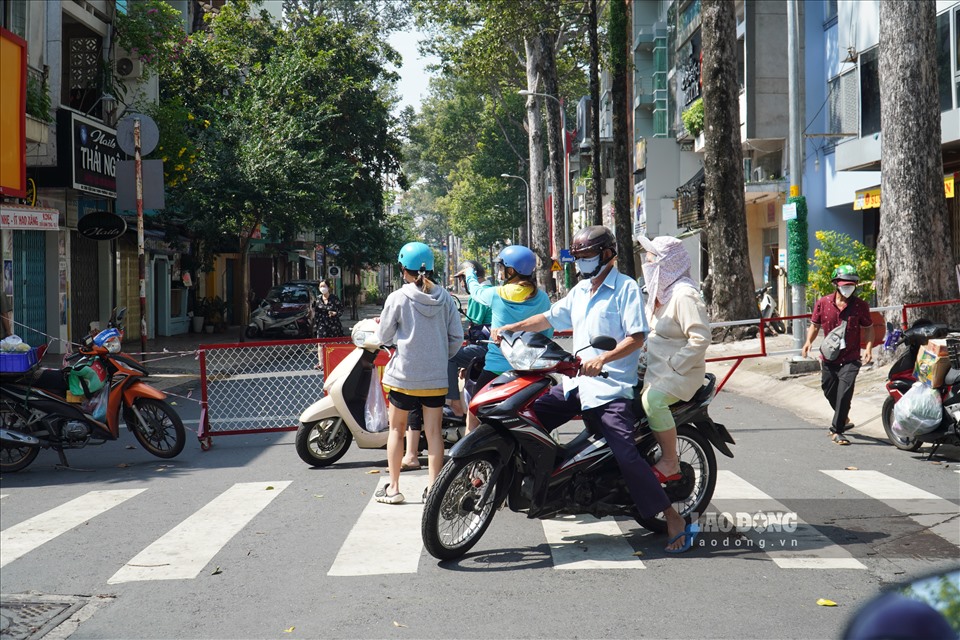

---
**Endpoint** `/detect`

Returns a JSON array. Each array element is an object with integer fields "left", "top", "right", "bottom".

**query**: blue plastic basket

[{"left": 0, "top": 347, "right": 39, "bottom": 373}]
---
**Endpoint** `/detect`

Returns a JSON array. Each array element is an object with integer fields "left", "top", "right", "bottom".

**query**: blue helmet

[
  {"left": 398, "top": 241, "right": 434, "bottom": 272},
  {"left": 496, "top": 245, "right": 537, "bottom": 278}
]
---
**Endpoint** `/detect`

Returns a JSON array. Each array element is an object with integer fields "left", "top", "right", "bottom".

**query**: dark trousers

[
  {"left": 821, "top": 360, "right": 861, "bottom": 433},
  {"left": 533, "top": 385, "right": 671, "bottom": 519}
]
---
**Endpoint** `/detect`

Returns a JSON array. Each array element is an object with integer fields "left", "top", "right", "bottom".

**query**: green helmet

[{"left": 831, "top": 264, "right": 860, "bottom": 283}]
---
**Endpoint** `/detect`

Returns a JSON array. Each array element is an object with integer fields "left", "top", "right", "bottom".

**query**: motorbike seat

[{"left": 945, "top": 368, "right": 960, "bottom": 386}]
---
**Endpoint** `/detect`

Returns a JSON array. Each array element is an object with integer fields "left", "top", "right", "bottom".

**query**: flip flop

[
  {"left": 400, "top": 461, "right": 422, "bottom": 471},
  {"left": 651, "top": 466, "right": 683, "bottom": 484},
  {"left": 831, "top": 433, "right": 851, "bottom": 446},
  {"left": 665, "top": 523, "right": 700, "bottom": 554}
]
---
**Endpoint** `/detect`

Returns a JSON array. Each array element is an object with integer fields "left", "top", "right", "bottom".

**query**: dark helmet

[
  {"left": 571, "top": 225, "right": 617, "bottom": 256},
  {"left": 460, "top": 259, "right": 485, "bottom": 279},
  {"left": 831, "top": 264, "right": 860, "bottom": 283}
]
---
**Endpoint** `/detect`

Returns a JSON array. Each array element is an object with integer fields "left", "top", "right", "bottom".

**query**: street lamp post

[{"left": 500, "top": 173, "right": 531, "bottom": 243}]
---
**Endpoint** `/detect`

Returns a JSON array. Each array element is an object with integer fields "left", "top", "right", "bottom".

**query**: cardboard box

[{"left": 915, "top": 339, "right": 951, "bottom": 387}]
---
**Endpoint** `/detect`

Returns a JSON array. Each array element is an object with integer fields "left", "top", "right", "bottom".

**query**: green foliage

[
  {"left": 900, "top": 573, "right": 960, "bottom": 634},
  {"left": 114, "top": 0, "right": 186, "bottom": 78},
  {"left": 25, "top": 73, "right": 52, "bottom": 122},
  {"left": 808, "top": 229, "right": 876, "bottom": 306},
  {"left": 363, "top": 283, "right": 382, "bottom": 304},
  {"left": 787, "top": 195, "right": 808, "bottom": 285},
  {"left": 681, "top": 97, "right": 704, "bottom": 137},
  {"left": 607, "top": 0, "right": 627, "bottom": 69}
]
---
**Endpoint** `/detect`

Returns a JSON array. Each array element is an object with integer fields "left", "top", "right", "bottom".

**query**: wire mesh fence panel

[{"left": 200, "top": 338, "right": 349, "bottom": 436}]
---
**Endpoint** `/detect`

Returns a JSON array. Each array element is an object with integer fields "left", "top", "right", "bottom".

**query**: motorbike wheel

[
  {"left": 770, "top": 313, "right": 786, "bottom": 335},
  {"left": 245, "top": 325, "right": 261, "bottom": 339},
  {"left": 295, "top": 417, "right": 352, "bottom": 466},
  {"left": 881, "top": 396, "right": 923, "bottom": 452},
  {"left": 636, "top": 424, "right": 717, "bottom": 534},
  {"left": 422, "top": 452, "right": 500, "bottom": 561},
  {"left": 125, "top": 398, "right": 186, "bottom": 459},
  {"left": 0, "top": 400, "right": 40, "bottom": 472}
]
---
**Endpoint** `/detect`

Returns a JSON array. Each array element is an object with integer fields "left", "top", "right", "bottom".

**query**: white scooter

[{"left": 295, "top": 319, "right": 466, "bottom": 467}]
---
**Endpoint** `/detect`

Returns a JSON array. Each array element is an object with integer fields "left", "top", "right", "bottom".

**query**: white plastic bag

[
  {"left": 82, "top": 387, "right": 109, "bottom": 422},
  {"left": 892, "top": 382, "right": 943, "bottom": 437},
  {"left": 363, "top": 368, "right": 388, "bottom": 432}
]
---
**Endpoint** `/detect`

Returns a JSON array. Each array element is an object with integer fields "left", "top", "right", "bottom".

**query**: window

[
  {"left": 937, "top": 10, "right": 953, "bottom": 112},
  {"left": 1, "top": 0, "right": 26, "bottom": 38},
  {"left": 737, "top": 36, "right": 745, "bottom": 92},
  {"left": 824, "top": 0, "right": 838, "bottom": 24},
  {"left": 859, "top": 48, "right": 881, "bottom": 137}
]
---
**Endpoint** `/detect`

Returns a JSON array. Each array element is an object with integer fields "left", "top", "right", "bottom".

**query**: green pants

[{"left": 641, "top": 387, "right": 680, "bottom": 432}]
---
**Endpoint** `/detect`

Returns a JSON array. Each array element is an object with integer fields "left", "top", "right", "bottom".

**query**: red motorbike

[
  {"left": 0, "top": 308, "right": 186, "bottom": 471},
  {"left": 420, "top": 330, "right": 734, "bottom": 561}
]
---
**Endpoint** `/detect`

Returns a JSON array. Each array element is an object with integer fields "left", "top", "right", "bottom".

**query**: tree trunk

[
  {"left": 609, "top": 0, "right": 634, "bottom": 278},
  {"left": 701, "top": 0, "right": 757, "bottom": 327},
  {"left": 588, "top": 0, "right": 603, "bottom": 227},
  {"left": 541, "top": 27, "right": 565, "bottom": 292},
  {"left": 876, "top": 0, "right": 960, "bottom": 326},
  {"left": 524, "top": 36, "right": 554, "bottom": 295}
]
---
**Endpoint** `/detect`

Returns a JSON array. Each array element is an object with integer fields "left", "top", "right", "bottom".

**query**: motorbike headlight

[
  {"left": 352, "top": 326, "right": 376, "bottom": 347},
  {"left": 501, "top": 338, "right": 557, "bottom": 371},
  {"left": 105, "top": 336, "right": 122, "bottom": 353}
]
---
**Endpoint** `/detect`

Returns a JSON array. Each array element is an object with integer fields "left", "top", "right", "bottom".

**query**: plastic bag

[
  {"left": 0, "top": 334, "right": 30, "bottom": 353},
  {"left": 363, "top": 367, "right": 388, "bottom": 432},
  {"left": 892, "top": 382, "right": 943, "bottom": 437},
  {"left": 82, "top": 387, "right": 109, "bottom": 422}
]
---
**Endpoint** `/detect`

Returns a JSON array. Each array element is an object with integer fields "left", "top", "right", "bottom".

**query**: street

[{"left": 1, "top": 387, "right": 957, "bottom": 640}]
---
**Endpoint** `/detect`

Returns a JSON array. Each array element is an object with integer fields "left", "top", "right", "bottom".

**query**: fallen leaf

[
  {"left": 366, "top": 469, "right": 381, "bottom": 474},
  {"left": 125, "top": 445, "right": 136, "bottom": 450},
  {"left": 211, "top": 567, "right": 222, "bottom": 575},
  {"left": 393, "top": 621, "right": 407, "bottom": 628},
  {"left": 816, "top": 598, "right": 838, "bottom": 607},
  {"left": 170, "top": 401, "right": 177, "bottom": 406},
  {"left": 156, "top": 467, "right": 167, "bottom": 472},
  {"left": 313, "top": 494, "right": 324, "bottom": 499},
  {"left": 117, "top": 463, "right": 130, "bottom": 468},
  {"left": 632, "top": 551, "right": 645, "bottom": 557},
  {"left": 845, "top": 466, "right": 859, "bottom": 470},
  {"left": 283, "top": 627, "right": 295, "bottom": 633},
  {"left": 266, "top": 486, "right": 274, "bottom": 490},
  {"left": 930, "top": 461, "right": 942, "bottom": 465}
]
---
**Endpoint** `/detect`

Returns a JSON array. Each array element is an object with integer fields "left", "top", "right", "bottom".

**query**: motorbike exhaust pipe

[{"left": 0, "top": 428, "right": 41, "bottom": 446}]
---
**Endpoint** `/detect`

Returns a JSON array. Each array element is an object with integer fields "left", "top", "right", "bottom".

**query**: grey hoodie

[{"left": 376, "top": 282, "right": 464, "bottom": 392}]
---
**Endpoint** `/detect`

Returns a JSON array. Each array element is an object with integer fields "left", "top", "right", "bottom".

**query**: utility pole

[
  {"left": 134, "top": 117, "right": 147, "bottom": 354},
  {"left": 787, "top": 0, "right": 807, "bottom": 349}
]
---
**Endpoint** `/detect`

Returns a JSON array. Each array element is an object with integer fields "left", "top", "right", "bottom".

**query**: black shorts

[{"left": 388, "top": 390, "right": 446, "bottom": 412}]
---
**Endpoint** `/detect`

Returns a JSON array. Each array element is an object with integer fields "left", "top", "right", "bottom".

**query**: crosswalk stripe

[
  {"left": 107, "top": 482, "right": 290, "bottom": 583},
  {"left": 822, "top": 470, "right": 960, "bottom": 547},
  {"left": 328, "top": 476, "right": 430, "bottom": 576},
  {"left": 542, "top": 516, "right": 645, "bottom": 569},
  {"left": 1, "top": 489, "right": 146, "bottom": 568},
  {"left": 711, "top": 471, "right": 866, "bottom": 569},
  {"left": 0, "top": 494, "right": 8, "bottom": 499}
]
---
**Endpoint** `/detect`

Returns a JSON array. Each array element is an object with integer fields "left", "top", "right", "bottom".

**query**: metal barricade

[{"left": 197, "top": 337, "right": 349, "bottom": 449}]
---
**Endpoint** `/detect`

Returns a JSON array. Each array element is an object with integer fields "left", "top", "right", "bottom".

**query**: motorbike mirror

[
  {"left": 841, "top": 569, "right": 958, "bottom": 640},
  {"left": 589, "top": 335, "right": 618, "bottom": 352}
]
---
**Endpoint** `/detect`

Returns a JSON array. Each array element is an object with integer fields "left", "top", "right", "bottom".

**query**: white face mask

[
  {"left": 320, "top": 287, "right": 329, "bottom": 295},
  {"left": 575, "top": 255, "right": 601, "bottom": 277},
  {"left": 838, "top": 284, "right": 856, "bottom": 298}
]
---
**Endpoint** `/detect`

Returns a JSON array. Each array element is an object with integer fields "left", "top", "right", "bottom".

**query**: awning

[
  {"left": 0, "top": 204, "right": 60, "bottom": 230},
  {"left": 854, "top": 174, "right": 955, "bottom": 210}
]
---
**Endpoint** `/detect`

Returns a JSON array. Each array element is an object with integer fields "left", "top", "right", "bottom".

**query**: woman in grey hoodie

[{"left": 374, "top": 242, "right": 464, "bottom": 504}]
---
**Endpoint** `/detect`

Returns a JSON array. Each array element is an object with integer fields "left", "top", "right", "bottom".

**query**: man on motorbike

[
  {"left": 494, "top": 226, "right": 696, "bottom": 553},
  {"left": 800, "top": 264, "right": 875, "bottom": 445}
]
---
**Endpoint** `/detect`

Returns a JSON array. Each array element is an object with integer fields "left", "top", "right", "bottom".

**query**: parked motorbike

[
  {"left": 295, "top": 318, "right": 475, "bottom": 467},
  {"left": 0, "top": 308, "right": 186, "bottom": 472},
  {"left": 756, "top": 285, "right": 785, "bottom": 335},
  {"left": 881, "top": 320, "right": 960, "bottom": 455},
  {"left": 420, "top": 330, "right": 735, "bottom": 561}
]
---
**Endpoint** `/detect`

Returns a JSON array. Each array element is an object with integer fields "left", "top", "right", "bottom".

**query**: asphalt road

[{"left": 1, "top": 387, "right": 958, "bottom": 640}]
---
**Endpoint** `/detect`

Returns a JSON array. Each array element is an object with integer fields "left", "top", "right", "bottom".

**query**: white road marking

[
  {"left": 541, "top": 515, "right": 645, "bottom": 569},
  {"left": 328, "top": 475, "right": 430, "bottom": 576},
  {"left": 108, "top": 481, "right": 290, "bottom": 583},
  {"left": 822, "top": 470, "right": 960, "bottom": 547},
  {"left": 1, "top": 489, "right": 146, "bottom": 568},
  {"left": 0, "top": 494, "right": 8, "bottom": 499},
  {"left": 710, "top": 471, "right": 866, "bottom": 569}
]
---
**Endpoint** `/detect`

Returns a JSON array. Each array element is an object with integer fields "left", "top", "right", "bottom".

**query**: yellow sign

[
  {"left": 551, "top": 260, "right": 562, "bottom": 272},
  {"left": 854, "top": 175, "right": 955, "bottom": 210},
  {"left": 0, "top": 28, "right": 26, "bottom": 198}
]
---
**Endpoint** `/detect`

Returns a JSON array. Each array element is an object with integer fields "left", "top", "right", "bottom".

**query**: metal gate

[
  {"left": 70, "top": 231, "right": 100, "bottom": 337},
  {"left": 12, "top": 230, "right": 46, "bottom": 347}
]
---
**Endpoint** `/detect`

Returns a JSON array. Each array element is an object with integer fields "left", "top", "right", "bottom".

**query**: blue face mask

[{"left": 575, "top": 255, "right": 601, "bottom": 277}]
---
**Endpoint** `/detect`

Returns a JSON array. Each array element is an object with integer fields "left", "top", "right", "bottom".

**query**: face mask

[
  {"left": 320, "top": 287, "right": 329, "bottom": 295},
  {"left": 575, "top": 255, "right": 601, "bottom": 277},
  {"left": 838, "top": 284, "right": 856, "bottom": 298}
]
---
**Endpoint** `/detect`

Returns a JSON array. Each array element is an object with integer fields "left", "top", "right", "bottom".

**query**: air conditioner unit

[{"left": 114, "top": 49, "right": 143, "bottom": 81}]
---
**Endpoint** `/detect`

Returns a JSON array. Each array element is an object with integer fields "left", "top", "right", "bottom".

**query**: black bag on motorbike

[{"left": 819, "top": 320, "right": 848, "bottom": 362}]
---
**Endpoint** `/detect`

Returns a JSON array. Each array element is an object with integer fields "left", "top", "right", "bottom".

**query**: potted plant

[{"left": 192, "top": 296, "right": 209, "bottom": 333}]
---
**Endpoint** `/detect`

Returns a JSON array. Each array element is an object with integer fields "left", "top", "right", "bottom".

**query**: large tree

[
  {"left": 700, "top": 0, "right": 757, "bottom": 325},
  {"left": 608, "top": 0, "right": 633, "bottom": 278},
  {"left": 875, "top": 0, "right": 960, "bottom": 325}
]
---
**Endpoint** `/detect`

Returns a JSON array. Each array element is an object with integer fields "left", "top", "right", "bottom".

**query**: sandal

[
  {"left": 374, "top": 484, "right": 404, "bottom": 504},
  {"left": 400, "top": 460, "right": 422, "bottom": 472},
  {"left": 831, "top": 433, "right": 851, "bottom": 446},
  {"left": 651, "top": 466, "right": 683, "bottom": 484}
]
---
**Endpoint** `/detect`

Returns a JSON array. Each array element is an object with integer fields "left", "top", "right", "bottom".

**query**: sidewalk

[{"left": 35, "top": 304, "right": 892, "bottom": 439}]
